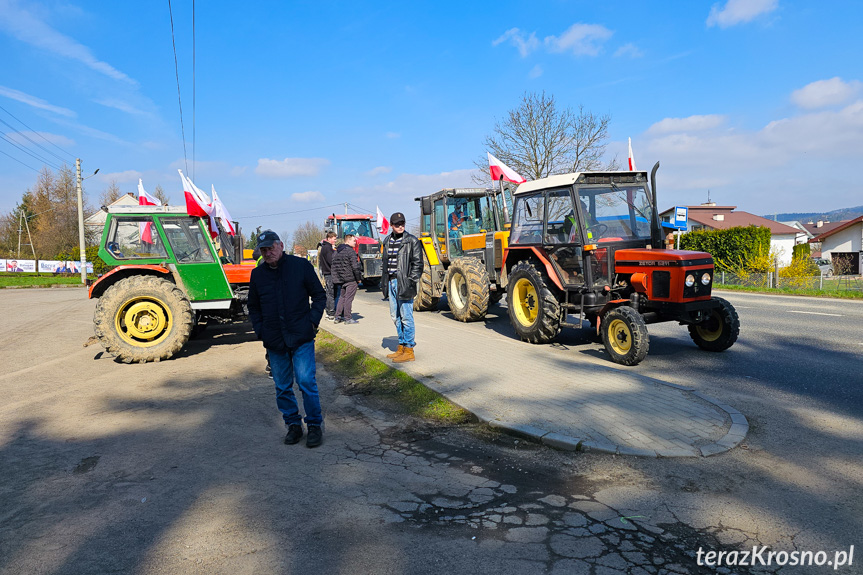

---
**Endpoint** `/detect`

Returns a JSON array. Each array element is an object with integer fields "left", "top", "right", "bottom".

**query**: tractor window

[
  {"left": 510, "top": 193, "right": 545, "bottom": 244},
  {"left": 162, "top": 218, "right": 215, "bottom": 263},
  {"left": 106, "top": 217, "right": 168, "bottom": 260},
  {"left": 420, "top": 213, "right": 431, "bottom": 235},
  {"left": 545, "top": 188, "right": 578, "bottom": 244},
  {"left": 434, "top": 199, "right": 447, "bottom": 247},
  {"left": 578, "top": 185, "right": 654, "bottom": 242}
]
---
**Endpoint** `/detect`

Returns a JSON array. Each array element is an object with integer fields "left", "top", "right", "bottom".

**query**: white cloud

[
  {"left": 365, "top": 166, "right": 392, "bottom": 176},
  {"left": 544, "top": 23, "right": 613, "bottom": 57},
  {"left": 492, "top": 28, "right": 540, "bottom": 58},
  {"left": 647, "top": 115, "right": 728, "bottom": 135},
  {"left": 290, "top": 191, "right": 325, "bottom": 203},
  {"left": 0, "top": 85, "right": 75, "bottom": 117},
  {"left": 385, "top": 132, "right": 401, "bottom": 139},
  {"left": 230, "top": 166, "right": 248, "bottom": 177},
  {"left": 706, "top": 0, "right": 778, "bottom": 28},
  {"left": 3, "top": 130, "right": 74, "bottom": 148},
  {"left": 529, "top": 65, "right": 543, "bottom": 79},
  {"left": 614, "top": 43, "right": 644, "bottom": 58},
  {"left": 255, "top": 157, "right": 330, "bottom": 178},
  {"left": 94, "top": 98, "right": 146, "bottom": 116},
  {"left": 0, "top": 0, "right": 135, "bottom": 84},
  {"left": 791, "top": 77, "right": 862, "bottom": 110},
  {"left": 98, "top": 170, "right": 142, "bottom": 184}
]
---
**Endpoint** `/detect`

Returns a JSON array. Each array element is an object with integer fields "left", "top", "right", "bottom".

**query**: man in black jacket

[
  {"left": 332, "top": 234, "right": 362, "bottom": 324},
  {"left": 248, "top": 230, "right": 327, "bottom": 448},
  {"left": 380, "top": 212, "right": 424, "bottom": 362},
  {"left": 318, "top": 232, "right": 338, "bottom": 320}
]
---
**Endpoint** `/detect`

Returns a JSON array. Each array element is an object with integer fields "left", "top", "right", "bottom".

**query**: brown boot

[
  {"left": 392, "top": 346, "right": 415, "bottom": 363},
  {"left": 386, "top": 345, "right": 405, "bottom": 359}
]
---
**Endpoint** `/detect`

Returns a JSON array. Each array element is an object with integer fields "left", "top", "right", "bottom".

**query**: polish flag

[
  {"left": 628, "top": 138, "right": 637, "bottom": 171},
  {"left": 376, "top": 206, "right": 390, "bottom": 235},
  {"left": 211, "top": 185, "right": 235, "bottom": 236},
  {"left": 137, "top": 179, "right": 161, "bottom": 243},
  {"left": 178, "top": 170, "right": 218, "bottom": 237},
  {"left": 487, "top": 152, "right": 526, "bottom": 184}
]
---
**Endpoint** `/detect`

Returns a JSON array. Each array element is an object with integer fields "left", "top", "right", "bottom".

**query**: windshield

[
  {"left": 338, "top": 219, "right": 378, "bottom": 240},
  {"left": 578, "top": 184, "right": 654, "bottom": 242}
]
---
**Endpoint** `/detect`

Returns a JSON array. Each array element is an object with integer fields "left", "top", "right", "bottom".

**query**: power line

[
  {"left": 0, "top": 147, "right": 42, "bottom": 173},
  {"left": 1, "top": 133, "right": 62, "bottom": 170},
  {"left": 0, "top": 103, "right": 75, "bottom": 159},
  {"left": 0, "top": 118, "right": 69, "bottom": 164},
  {"left": 167, "top": 0, "right": 188, "bottom": 176},
  {"left": 192, "top": 0, "right": 196, "bottom": 180},
  {"left": 235, "top": 203, "right": 345, "bottom": 220}
]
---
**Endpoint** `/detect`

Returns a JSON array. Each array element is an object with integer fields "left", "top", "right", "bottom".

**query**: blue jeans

[
  {"left": 268, "top": 341, "right": 322, "bottom": 426},
  {"left": 388, "top": 278, "right": 416, "bottom": 348}
]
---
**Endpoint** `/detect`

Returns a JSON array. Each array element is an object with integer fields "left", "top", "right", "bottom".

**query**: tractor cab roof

[
  {"left": 106, "top": 205, "right": 189, "bottom": 215},
  {"left": 513, "top": 171, "right": 650, "bottom": 196},
  {"left": 330, "top": 214, "right": 374, "bottom": 220},
  {"left": 414, "top": 188, "right": 494, "bottom": 202}
]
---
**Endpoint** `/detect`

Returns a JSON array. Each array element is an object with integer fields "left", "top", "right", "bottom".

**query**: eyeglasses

[{"left": 392, "top": 223, "right": 405, "bottom": 227}]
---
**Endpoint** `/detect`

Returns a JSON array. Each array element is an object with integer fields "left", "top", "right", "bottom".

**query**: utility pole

[{"left": 76, "top": 159, "right": 87, "bottom": 284}]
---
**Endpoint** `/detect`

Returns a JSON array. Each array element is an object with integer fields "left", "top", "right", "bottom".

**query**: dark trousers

[
  {"left": 323, "top": 273, "right": 337, "bottom": 316},
  {"left": 335, "top": 281, "right": 358, "bottom": 320}
]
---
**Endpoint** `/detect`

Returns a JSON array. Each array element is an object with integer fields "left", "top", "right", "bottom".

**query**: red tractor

[{"left": 325, "top": 214, "right": 383, "bottom": 286}]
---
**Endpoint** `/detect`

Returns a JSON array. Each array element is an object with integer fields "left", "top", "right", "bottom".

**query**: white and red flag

[
  {"left": 376, "top": 206, "right": 390, "bottom": 235},
  {"left": 211, "top": 185, "right": 236, "bottom": 236},
  {"left": 178, "top": 170, "right": 218, "bottom": 237},
  {"left": 487, "top": 152, "right": 526, "bottom": 185},
  {"left": 628, "top": 137, "right": 637, "bottom": 171},
  {"left": 137, "top": 179, "right": 160, "bottom": 243}
]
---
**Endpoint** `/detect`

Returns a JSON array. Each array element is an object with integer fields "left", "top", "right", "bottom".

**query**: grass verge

[
  {"left": 0, "top": 273, "right": 94, "bottom": 288},
  {"left": 715, "top": 283, "right": 863, "bottom": 299},
  {"left": 315, "top": 329, "right": 474, "bottom": 425}
]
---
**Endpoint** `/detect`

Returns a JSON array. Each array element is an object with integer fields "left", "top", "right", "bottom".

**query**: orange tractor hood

[{"left": 614, "top": 248, "right": 713, "bottom": 264}]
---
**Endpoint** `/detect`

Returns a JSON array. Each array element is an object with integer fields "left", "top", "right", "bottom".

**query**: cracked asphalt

[{"left": 1, "top": 288, "right": 859, "bottom": 574}]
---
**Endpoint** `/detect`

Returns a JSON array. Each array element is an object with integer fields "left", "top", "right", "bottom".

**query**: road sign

[{"left": 672, "top": 206, "right": 688, "bottom": 231}]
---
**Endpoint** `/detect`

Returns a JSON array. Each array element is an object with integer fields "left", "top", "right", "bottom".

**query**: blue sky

[{"left": 1, "top": 0, "right": 861, "bottom": 239}]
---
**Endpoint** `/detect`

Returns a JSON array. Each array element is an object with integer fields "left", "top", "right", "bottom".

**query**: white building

[{"left": 812, "top": 216, "right": 863, "bottom": 275}]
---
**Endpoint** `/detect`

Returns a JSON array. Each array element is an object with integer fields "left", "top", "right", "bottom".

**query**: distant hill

[{"left": 764, "top": 205, "right": 863, "bottom": 223}]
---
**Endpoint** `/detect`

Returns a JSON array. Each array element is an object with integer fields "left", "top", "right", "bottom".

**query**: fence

[{"left": 714, "top": 271, "right": 862, "bottom": 292}]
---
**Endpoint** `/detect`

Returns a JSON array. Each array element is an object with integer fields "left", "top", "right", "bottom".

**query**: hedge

[{"left": 679, "top": 225, "right": 772, "bottom": 271}]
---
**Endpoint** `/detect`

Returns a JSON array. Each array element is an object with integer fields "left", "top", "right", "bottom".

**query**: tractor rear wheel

[
  {"left": 446, "top": 257, "right": 490, "bottom": 322},
  {"left": 94, "top": 275, "right": 193, "bottom": 363},
  {"left": 601, "top": 306, "right": 649, "bottom": 366},
  {"left": 688, "top": 297, "right": 739, "bottom": 352},
  {"left": 413, "top": 264, "right": 439, "bottom": 311},
  {"left": 506, "top": 260, "right": 561, "bottom": 344}
]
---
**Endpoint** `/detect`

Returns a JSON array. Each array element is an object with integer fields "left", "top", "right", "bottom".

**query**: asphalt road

[{"left": 1, "top": 287, "right": 861, "bottom": 574}]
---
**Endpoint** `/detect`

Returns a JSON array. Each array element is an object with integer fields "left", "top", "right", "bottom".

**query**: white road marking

[{"left": 787, "top": 310, "right": 843, "bottom": 317}]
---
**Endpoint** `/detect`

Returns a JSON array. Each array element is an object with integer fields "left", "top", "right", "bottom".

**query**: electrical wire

[
  {"left": 0, "top": 147, "right": 42, "bottom": 173},
  {"left": 1, "top": 133, "right": 62, "bottom": 171},
  {"left": 192, "top": 0, "right": 195, "bottom": 180},
  {"left": 167, "top": 0, "right": 188, "bottom": 176},
  {"left": 0, "top": 103, "right": 75, "bottom": 160},
  {"left": 0, "top": 117, "right": 71, "bottom": 165},
  {"left": 234, "top": 203, "right": 345, "bottom": 220}
]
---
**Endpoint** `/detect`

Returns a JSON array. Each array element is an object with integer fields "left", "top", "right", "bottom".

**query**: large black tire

[
  {"left": 94, "top": 275, "right": 193, "bottom": 363},
  {"left": 688, "top": 296, "right": 740, "bottom": 352},
  {"left": 414, "top": 263, "right": 439, "bottom": 311},
  {"left": 362, "top": 277, "right": 381, "bottom": 287},
  {"left": 506, "top": 260, "right": 561, "bottom": 344},
  {"left": 445, "top": 257, "right": 490, "bottom": 322},
  {"left": 601, "top": 306, "right": 649, "bottom": 366}
]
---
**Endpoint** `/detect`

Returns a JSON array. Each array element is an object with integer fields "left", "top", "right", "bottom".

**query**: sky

[{"left": 1, "top": 0, "right": 862, "bottom": 240}]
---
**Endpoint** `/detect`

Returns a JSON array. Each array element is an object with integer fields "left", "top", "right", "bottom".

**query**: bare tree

[
  {"left": 154, "top": 184, "right": 170, "bottom": 205},
  {"left": 474, "top": 91, "right": 617, "bottom": 184},
  {"left": 100, "top": 180, "right": 122, "bottom": 206},
  {"left": 291, "top": 221, "right": 325, "bottom": 252}
]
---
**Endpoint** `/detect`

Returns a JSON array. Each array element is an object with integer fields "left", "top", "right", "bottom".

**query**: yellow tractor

[{"left": 413, "top": 187, "right": 513, "bottom": 320}]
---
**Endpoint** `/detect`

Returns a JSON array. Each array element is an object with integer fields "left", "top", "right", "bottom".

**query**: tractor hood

[{"left": 614, "top": 248, "right": 713, "bottom": 267}]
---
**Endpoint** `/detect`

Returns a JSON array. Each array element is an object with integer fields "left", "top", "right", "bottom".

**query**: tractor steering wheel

[{"left": 179, "top": 247, "right": 202, "bottom": 262}]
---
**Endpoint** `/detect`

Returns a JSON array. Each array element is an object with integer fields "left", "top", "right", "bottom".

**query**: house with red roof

[
  {"left": 811, "top": 216, "right": 863, "bottom": 275},
  {"left": 659, "top": 204, "right": 805, "bottom": 266}
]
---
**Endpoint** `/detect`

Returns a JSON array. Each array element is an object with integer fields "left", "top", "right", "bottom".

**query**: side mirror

[{"left": 421, "top": 197, "right": 432, "bottom": 216}]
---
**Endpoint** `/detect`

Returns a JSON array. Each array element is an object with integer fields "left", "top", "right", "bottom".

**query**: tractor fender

[
  {"left": 502, "top": 246, "right": 564, "bottom": 291},
  {"left": 88, "top": 265, "right": 172, "bottom": 300}
]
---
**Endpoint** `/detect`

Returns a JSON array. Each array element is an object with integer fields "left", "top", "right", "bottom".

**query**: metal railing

[{"left": 714, "top": 271, "right": 862, "bottom": 292}]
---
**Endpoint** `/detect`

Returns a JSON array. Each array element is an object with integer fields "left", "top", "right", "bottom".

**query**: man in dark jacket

[
  {"left": 318, "top": 232, "right": 338, "bottom": 320},
  {"left": 380, "top": 212, "right": 424, "bottom": 362},
  {"left": 331, "top": 234, "right": 362, "bottom": 324},
  {"left": 248, "top": 230, "right": 327, "bottom": 448}
]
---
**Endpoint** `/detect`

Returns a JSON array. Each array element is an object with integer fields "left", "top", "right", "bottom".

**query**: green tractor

[{"left": 88, "top": 205, "right": 255, "bottom": 363}]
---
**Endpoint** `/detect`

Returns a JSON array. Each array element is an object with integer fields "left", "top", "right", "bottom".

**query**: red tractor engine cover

[{"left": 614, "top": 248, "right": 714, "bottom": 302}]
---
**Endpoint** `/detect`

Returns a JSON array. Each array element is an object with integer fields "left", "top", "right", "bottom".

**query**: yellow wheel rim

[
  {"left": 512, "top": 277, "right": 538, "bottom": 326},
  {"left": 115, "top": 296, "right": 172, "bottom": 347},
  {"left": 450, "top": 272, "right": 467, "bottom": 309},
  {"left": 695, "top": 310, "right": 723, "bottom": 342},
  {"left": 608, "top": 318, "right": 632, "bottom": 355}
]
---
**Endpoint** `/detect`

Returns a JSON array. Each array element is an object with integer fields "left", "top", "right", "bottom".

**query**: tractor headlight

[
  {"left": 701, "top": 272, "right": 711, "bottom": 285},
  {"left": 685, "top": 274, "right": 696, "bottom": 287}
]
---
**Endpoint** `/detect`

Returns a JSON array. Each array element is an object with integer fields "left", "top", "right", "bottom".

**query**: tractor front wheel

[
  {"left": 445, "top": 257, "right": 490, "bottom": 322},
  {"left": 506, "top": 260, "right": 561, "bottom": 344},
  {"left": 94, "top": 275, "right": 193, "bottom": 363},
  {"left": 688, "top": 297, "right": 740, "bottom": 352},
  {"left": 413, "top": 264, "right": 439, "bottom": 311},
  {"left": 601, "top": 306, "right": 649, "bottom": 366}
]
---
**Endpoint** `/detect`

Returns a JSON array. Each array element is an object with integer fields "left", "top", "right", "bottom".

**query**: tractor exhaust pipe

[{"left": 650, "top": 161, "right": 661, "bottom": 249}]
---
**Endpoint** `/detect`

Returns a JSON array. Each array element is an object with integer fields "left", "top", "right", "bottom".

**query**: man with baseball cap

[
  {"left": 248, "top": 230, "right": 327, "bottom": 447},
  {"left": 380, "top": 212, "right": 424, "bottom": 362}
]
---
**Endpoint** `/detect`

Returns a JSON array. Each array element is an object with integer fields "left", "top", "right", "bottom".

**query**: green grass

[
  {"left": 0, "top": 272, "right": 94, "bottom": 288},
  {"left": 315, "top": 330, "right": 474, "bottom": 425},
  {"left": 715, "top": 283, "right": 863, "bottom": 299}
]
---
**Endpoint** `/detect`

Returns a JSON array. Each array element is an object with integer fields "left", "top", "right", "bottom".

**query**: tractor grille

[
  {"left": 359, "top": 243, "right": 380, "bottom": 255},
  {"left": 652, "top": 271, "right": 670, "bottom": 299},
  {"left": 363, "top": 257, "right": 382, "bottom": 278}
]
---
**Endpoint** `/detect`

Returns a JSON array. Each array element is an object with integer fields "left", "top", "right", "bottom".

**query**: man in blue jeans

[
  {"left": 380, "top": 212, "right": 424, "bottom": 363},
  {"left": 248, "top": 230, "right": 327, "bottom": 447}
]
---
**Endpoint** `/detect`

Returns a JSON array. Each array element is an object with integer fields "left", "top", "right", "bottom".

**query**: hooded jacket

[
  {"left": 381, "top": 231, "right": 424, "bottom": 300},
  {"left": 318, "top": 240, "right": 335, "bottom": 275},
  {"left": 248, "top": 253, "right": 326, "bottom": 352}
]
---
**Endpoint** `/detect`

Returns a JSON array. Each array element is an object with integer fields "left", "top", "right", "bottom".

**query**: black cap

[
  {"left": 390, "top": 212, "right": 406, "bottom": 225},
  {"left": 256, "top": 230, "right": 281, "bottom": 248}
]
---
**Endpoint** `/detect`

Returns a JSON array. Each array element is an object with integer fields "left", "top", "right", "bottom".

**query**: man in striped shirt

[{"left": 380, "top": 212, "right": 424, "bottom": 363}]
